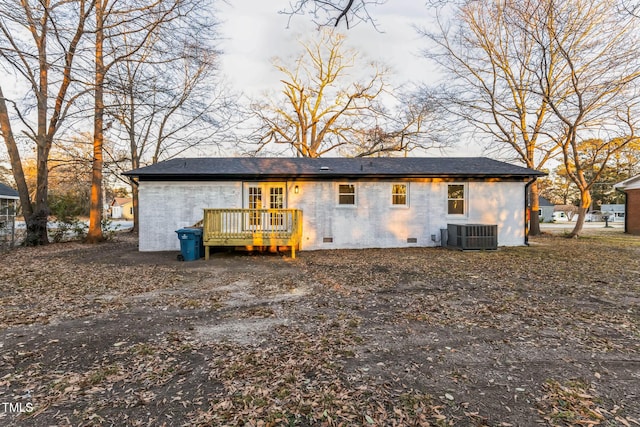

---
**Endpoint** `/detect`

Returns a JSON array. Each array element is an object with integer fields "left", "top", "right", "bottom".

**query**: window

[
  {"left": 392, "top": 184, "right": 407, "bottom": 205},
  {"left": 447, "top": 184, "right": 465, "bottom": 215},
  {"left": 338, "top": 184, "right": 355, "bottom": 205}
]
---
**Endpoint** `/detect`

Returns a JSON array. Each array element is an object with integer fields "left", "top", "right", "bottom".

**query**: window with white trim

[
  {"left": 392, "top": 184, "right": 407, "bottom": 205},
  {"left": 338, "top": 184, "right": 355, "bottom": 205},
  {"left": 447, "top": 184, "right": 465, "bottom": 215}
]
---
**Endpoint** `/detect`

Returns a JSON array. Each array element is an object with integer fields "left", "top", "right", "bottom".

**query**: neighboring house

[
  {"left": 552, "top": 211, "right": 569, "bottom": 222},
  {"left": 614, "top": 176, "right": 640, "bottom": 234},
  {"left": 0, "top": 182, "right": 19, "bottom": 219},
  {"left": 0, "top": 182, "right": 18, "bottom": 199},
  {"left": 538, "top": 197, "right": 554, "bottom": 223},
  {"left": 0, "top": 183, "right": 19, "bottom": 244},
  {"left": 109, "top": 197, "right": 134, "bottom": 220},
  {"left": 600, "top": 203, "right": 625, "bottom": 223},
  {"left": 124, "top": 157, "right": 544, "bottom": 252}
]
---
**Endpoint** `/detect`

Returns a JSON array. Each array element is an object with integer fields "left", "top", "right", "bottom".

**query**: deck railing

[{"left": 202, "top": 208, "right": 302, "bottom": 259}]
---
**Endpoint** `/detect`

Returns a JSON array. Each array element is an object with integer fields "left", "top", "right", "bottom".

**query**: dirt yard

[{"left": 0, "top": 229, "right": 639, "bottom": 426}]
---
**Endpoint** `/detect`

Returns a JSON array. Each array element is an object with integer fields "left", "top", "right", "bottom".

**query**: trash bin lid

[{"left": 176, "top": 228, "right": 203, "bottom": 235}]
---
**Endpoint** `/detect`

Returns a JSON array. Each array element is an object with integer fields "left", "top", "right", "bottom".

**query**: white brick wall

[
  {"left": 138, "top": 179, "right": 526, "bottom": 251},
  {"left": 138, "top": 181, "right": 241, "bottom": 251},
  {"left": 288, "top": 180, "right": 525, "bottom": 250}
]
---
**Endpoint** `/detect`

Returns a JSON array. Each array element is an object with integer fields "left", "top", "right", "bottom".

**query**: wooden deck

[{"left": 202, "top": 209, "right": 303, "bottom": 259}]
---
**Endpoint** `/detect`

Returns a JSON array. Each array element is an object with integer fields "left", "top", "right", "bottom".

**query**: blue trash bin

[{"left": 176, "top": 228, "right": 203, "bottom": 261}]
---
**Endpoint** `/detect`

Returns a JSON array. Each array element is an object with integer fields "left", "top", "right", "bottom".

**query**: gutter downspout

[{"left": 524, "top": 177, "right": 537, "bottom": 246}]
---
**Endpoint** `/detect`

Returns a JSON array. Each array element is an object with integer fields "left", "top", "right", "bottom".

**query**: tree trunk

[
  {"left": 129, "top": 110, "right": 139, "bottom": 233},
  {"left": 28, "top": 142, "right": 51, "bottom": 245},
  {"left": 2, "top": 1, "right": 92, "bottom": 246},
  {"left": 0, "top": 87, "right": 33, "bottom": 222},
  {"left": 86, "top": 0, "right": 105, "bottom": 243},
  {"left": 86, "top": 138, "right": 104, "bottom": 242},
  {"left": 529, "top": 180, "right": 541, "bottom": 236},
  {"left": 2, "top": 89, "right": 47, "bottom": 245},
  {"left": 131, "top": 183, "right": 139, "bottom": 233},
  {"left": 568, "top": 188, "right": 591, "bottom": 238}
]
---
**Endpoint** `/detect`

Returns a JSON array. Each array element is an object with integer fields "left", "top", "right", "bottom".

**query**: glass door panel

[
  {"left": 248, "top": 186, "right": 262, "bottom": 228},
  {"left": 269, "top": 187, "right": 284, "bottom": 228}
]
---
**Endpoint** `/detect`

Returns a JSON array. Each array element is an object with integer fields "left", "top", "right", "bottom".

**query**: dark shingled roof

[
  {"left": 538, "top": 197, "right": 554, "bottom": 207},
  {"left": 124, "top": 157, "right": 545, "bottom": 180},
  {"left": 0, "top": 182, "right": 19, "bottom": 198}
]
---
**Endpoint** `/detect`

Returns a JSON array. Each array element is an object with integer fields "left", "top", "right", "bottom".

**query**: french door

[{"left": 245, "top": 183, "right": 286, "bottom": 230}]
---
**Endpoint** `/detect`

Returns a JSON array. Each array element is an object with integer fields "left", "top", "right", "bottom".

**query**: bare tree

[
  {"left": 0, "top": 164, "right": 13, "bottom": 185},
  {"left": 574, "top": 138, "right": 640, "bottom": 207},
  {"left": 252, "top": 31, "right": 383, "bottom": 157},
  {"left": 104, "top": 0, "right": 231, "bottom": 232},
  {"left": 253, "top": 30, "right": 442, "bottom": 158},
  {"left": 85, "top": 0, "right": 203, "bottom": 242},
  {"left": 87, "top": 0, "right": 107, "bottom": 243},
  {"left": 1, "top": 0, "right": 225, "bottom": 243},
  {"left": 281, "top": 0, "right": 386, "bottom": 28},
  {"left": 350, "top": 91, "right": 448, "bottom": 157},
  {"left": 0, "top": 0, "right": 94, "bottom": 245},
  {"left": 421, "top": 0, "right": 561, "bottom": 235},
  {"left": 535, "top": 0, "right": 640, "bottom": 237}
]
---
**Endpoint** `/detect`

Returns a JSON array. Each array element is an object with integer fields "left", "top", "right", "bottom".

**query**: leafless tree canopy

[
  {"left": 0, "top": 0, "right": 229, "bottom": 244},
  {"left": 423, "top": 0, "right": 640, "bottom": 237},
  {"left": 621, "top": 0, "right": 640, "bottom": 17},
  {"left": 0, "top": 0, "right": 94, "bottom": 245},
  {"left": 535, "top": 0, "right": 640, "bottom": 236},
  {"left": 421, "top": 0, "right": 562, "bottom": 235},
  {"left": 281, "top": 0, "right": 386, "bottom": 28},
  {"left": 102, "top": 0, "right": 234, "bottom": 232},
  {"left": 105, "top": 1, "right": 231, "bottom": 167},
  {"left": 252, "top": 30, "right": 446, "bottom": 158},
  {"left": 281, "top": 0, "right": 471, "bottom": 28}
]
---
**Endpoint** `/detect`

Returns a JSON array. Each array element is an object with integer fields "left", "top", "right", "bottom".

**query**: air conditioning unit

[{"left": 447, "top": 224, "right": 497, "bottom": 250}]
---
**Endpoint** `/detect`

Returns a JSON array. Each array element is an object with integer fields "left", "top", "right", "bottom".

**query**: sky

[{"left": 217, "top": 0, "right": 443, "bottom": 98}]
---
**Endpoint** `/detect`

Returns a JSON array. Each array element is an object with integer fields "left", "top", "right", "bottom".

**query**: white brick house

[{"left": 124, "top": 157, "right": 544, "bottom": 252}]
